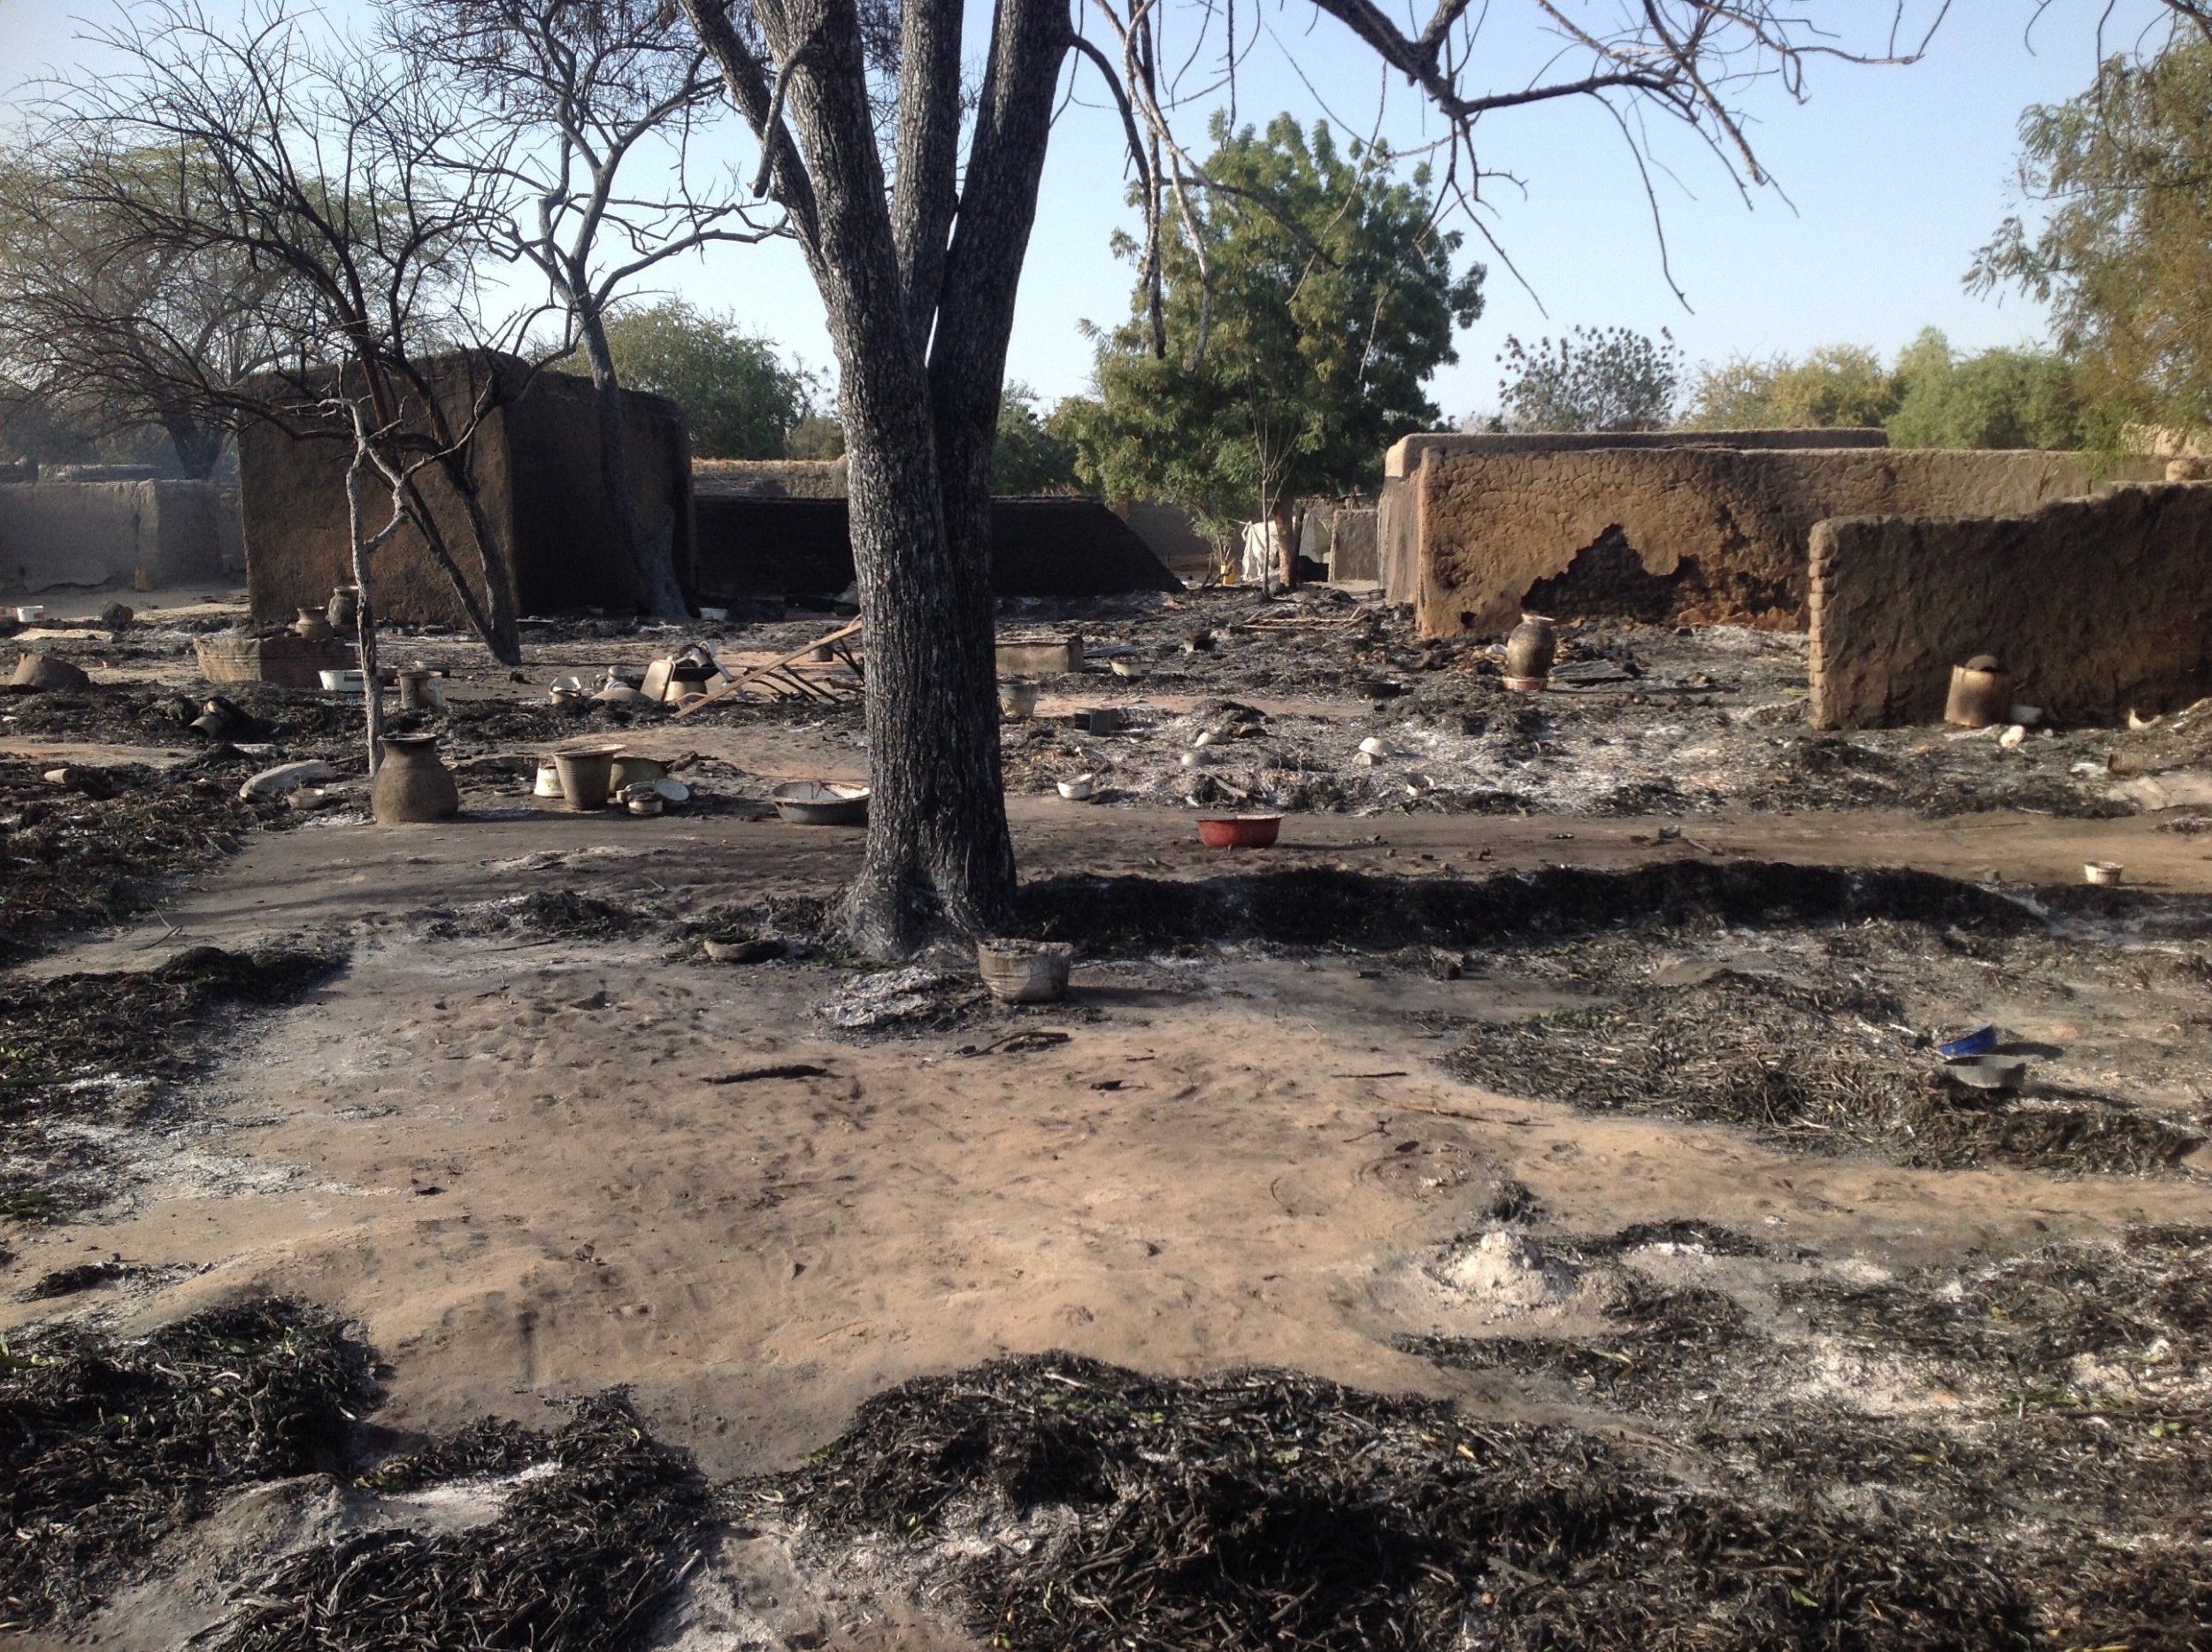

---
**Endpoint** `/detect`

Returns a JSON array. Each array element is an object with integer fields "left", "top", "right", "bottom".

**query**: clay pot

[
  {"left": 1504, "top": 614, "right": 1557, "bottom": 684},
  {"left": 10, "top": 653, "right": 91, "bottom": 689},
  {"left": 326, "top": 586, "right": 359, "bottom": 632},
  {"left": 555, "top": 747, "right": 618, "bottom": 811},
  {"left": 371, "top": 734, "right": 460, "bottom": 826},
  {"left": 294, "top": 607, "right": 334, "bottom": 643},
  {"left": 1945, "top": 658, "right": 2012, "bottom": 729}
]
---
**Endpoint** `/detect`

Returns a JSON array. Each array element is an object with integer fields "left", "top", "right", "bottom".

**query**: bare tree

[
  {"left": 668, "top": 0, "right": 1949, "bottom": 957},
  {"left": 396, "top": 0, "right": 781, "bottom": 617},
  {"left": 27, "top": 0, "right": 556, "bottom": 676},
  {"left": 0, "top": 149, "right": 296, "bottom": 478}
]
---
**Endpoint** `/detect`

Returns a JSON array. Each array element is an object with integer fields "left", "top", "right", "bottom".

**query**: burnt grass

[
  {"left": 1014, "top": 860, "right": 2055, "bottom": 957},
  {"left": 753, "top": 1354, "right": 2033, "bottom": 1651},
  {"left": 212, "top": 1392, "right": 705, "bottom": 1652},
  {"left": 1406, "top": 1225, "right": 2212, "bottom": 1651},
  {"left": 0, "top": 749, "right": 287, "bottom": 968},
  {"left": 1013, "top": 863, "right": 2212, "bottom": 1173},
  {"left": 2, "top": 1302, "right": 703, "bottom": 1649},
  {"left": 0, "top": 943, "right": 343, "bottom": 1220},
  {"left": 0, "top": 1298, "right": 371, "bottom": 1629},
  {"left": 1443, "top": 965, "right": 2205, "bottom": 1173}
]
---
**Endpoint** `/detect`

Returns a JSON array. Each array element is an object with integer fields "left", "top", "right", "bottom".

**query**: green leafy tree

[
  {"left": 1681, "top": 344, "right": 1897, "bottom": 430},
  {"left": 601, "top": 301, "right": 819, "bottom": 459},
  {"left": 0, "top": 145, "right": 299, "bottom": 478},
  {"left": 1069, "top": 113, "right": 1482, "bottom": 552},
  {"left": 783, "top": 411, "right": 844, "bottom": 460},
  {"left": 1886, "top": 328, "right": 2089, "bottom": 449},
  {"left": 1971, "top": 35, "right": 2212, "bottom": 435},
  {"left": 1494, "top": 326, "right": 1681, "bottom": 432},
  {"left": 990, "top": 382, "right": 1082, "bottom": 494}
]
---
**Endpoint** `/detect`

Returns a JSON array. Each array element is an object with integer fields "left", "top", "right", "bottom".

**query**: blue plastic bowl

[{"left": 1938, "top": 1025, "right": 1999, "bottom": 1059}]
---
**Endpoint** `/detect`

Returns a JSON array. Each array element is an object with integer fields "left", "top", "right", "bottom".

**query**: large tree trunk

[
  {"left": 773, "top": 0, "right": 1018, "bottom": 955},
  {"left": 683, "top": 0, "right": 1065, "bottom": 957},
  {"left": 578, "top": 301, "right": 687, "bottom": 619},
  {"left": 162, "top": 414, "right": 226, "bottom": 480}
]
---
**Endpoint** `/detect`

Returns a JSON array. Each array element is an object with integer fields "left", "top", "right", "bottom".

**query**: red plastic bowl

[{"left": 1197, "top": 814, "right": 1282, "bottom": 849}]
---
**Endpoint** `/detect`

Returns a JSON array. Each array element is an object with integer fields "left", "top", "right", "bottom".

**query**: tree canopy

[
  {"left": 1493, "top": 326, "right": 1682, "bottom": 433},
  {"left": 601, "top": 301, "right": 819, "bottom": 459},
  {"left": 1972, "top": 35, "right": 2212, "bottom": 437},
  {"left": 1064, "top": 113, "right": 1481, "bottom": 537},
  {"left": 1678, "top": 329, "right": 2089, "bottom": 449},
  {"left": 1680, "top": 344, "right": 1894, "bottom": 432},
  {"left": 990, "top": 383, "right": 1082, "bottom": 495}
]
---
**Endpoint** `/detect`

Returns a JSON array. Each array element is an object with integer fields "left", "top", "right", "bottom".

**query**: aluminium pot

[
  {"left": 555, "top": 747, "right": 619, "bottom": 811},
  {"left": 977, "top": 939, "right": 1073, "bottom": 1004}
]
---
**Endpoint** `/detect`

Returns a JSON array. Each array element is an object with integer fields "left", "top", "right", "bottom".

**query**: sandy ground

[
  {"left": 8, "top": 599, "right": 2212, "bottom": 1646},
  {"left": 6, "top": 806, "right": 2208, "bottom": 1479}
]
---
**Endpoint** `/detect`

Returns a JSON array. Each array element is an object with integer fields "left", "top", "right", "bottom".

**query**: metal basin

[{"left": 772, "top": 780, "right": 870, "bottom": 826}]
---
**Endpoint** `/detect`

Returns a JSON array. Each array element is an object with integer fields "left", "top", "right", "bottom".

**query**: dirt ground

[{"left": 5, "top": 591, "right": 2212, "bottom": 1648}]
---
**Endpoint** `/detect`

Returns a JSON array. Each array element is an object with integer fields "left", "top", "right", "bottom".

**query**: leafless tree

[
  {"left": 0, "top": 149, "right": 297, "bottom": 478},
  {"left": 396, "top": 0, "right": 782, "bottom": 616},
  {"left": 25, "top": 0, "right": 558, "bottom": 700},
  {"left": 669, "top": 0, "right": 1950, "bottom": 956}
]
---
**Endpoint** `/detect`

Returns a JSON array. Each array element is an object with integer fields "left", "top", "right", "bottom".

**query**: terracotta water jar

[
  {"left": 1504, "top": 613, "right": 1557, "bottom": 690},
  {"left": 326, "top": 585, "right": 359, "bottom": 632},
  {"left": 294, "top": 606, "right": 334, "bottom": 643},
  {"left": 372, "top": 733, "right": 460, "bottom": 825}
]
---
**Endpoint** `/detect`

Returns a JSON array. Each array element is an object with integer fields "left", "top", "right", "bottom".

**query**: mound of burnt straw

[
  {"left": 747, "top": 1352, "right": 2030, "bottom": 1650},
  {"left": 0, "top": 1299, "right": 370, "bottom": 1628}
]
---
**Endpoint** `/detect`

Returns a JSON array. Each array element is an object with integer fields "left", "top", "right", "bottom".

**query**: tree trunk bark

[
  {"left": 578, "top": 301, "right": 687, "bottom": 619},
  {"left": 841, "top": 378, "right": 1016, "bottom": 956},
  {"left": 683, "top": 0, "right": 1064, "bottom": 957},
  {"left": 342, "top": 456, "right": 384, "bottom": 777},
  {"left": 163, "top": 416, "right": 227, "bottom": 481}
]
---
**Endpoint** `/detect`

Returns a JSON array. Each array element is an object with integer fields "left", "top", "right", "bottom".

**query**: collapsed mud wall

[
  {"left": 1809, "top": 482, "right": 2212, "bottom": 728},
  {"left": 693, "top": 496, "right": 1184, "bottom": 598},
  {"left": 0, "top": 480, "right": 229, "bottom": 594},
  {"left": 1114, "top": 501, "right": 1213, "bottom": 582},
  {"left": 691, "top": 457, "right": 849, "bottom": 498},
  {"left": 241, "top": 357, "right": 690, "bottom": 627},
  {"left": 1405, "top": 445, "right": 2159, "bottom": 637},
  {"left": 1375, "top": 430, "right": 1892, "bottom": 615}
]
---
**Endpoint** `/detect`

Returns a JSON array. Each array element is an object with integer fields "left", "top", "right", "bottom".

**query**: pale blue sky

[{"left": 0, "top": 0, "right": 2190, "bottom": 419}]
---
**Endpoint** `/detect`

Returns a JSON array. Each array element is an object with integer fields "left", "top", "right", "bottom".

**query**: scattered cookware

[
  {"left": 1937, "top": 1025, "right": 1999, "bottom": 1060},
  {"left": 772, "top": 780, "right": 869, "bottom": 826},
  {"left": 977, "top": 938, "right": 1073, "bottom": 1004},
  {"left": 554, "top": 746, "right": 619, "bottom": 811},
  {"left": 1197, "top": 813, "right": 1281, "bottom": 849}
]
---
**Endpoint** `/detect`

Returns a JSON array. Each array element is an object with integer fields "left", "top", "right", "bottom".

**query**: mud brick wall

[
  {"left": 1408, "top": 446, "right": 2157, "bottom": 638},
  {"left": 0, "top": 480, "right": 228, "bottom": 594},
  {"left": 240, "top": 357, "right": 691, "bottom": 627},
  {"left": 693, "top": 496, "right": 1183, "bottom": 598},
  {"left": 1115, "top": 500, "right": 1212, "bottom": 582},
  {"left": 691, "top": 457, "right": 849, "bottom": 497},
  {"left": 1809, "top": 482, "right": 2212, "bottom": 728},
  {"left": 1376, "top": 429, "right": 1892, "bottom": 610},
  {"left": 1329, "top": 508, "right": 1379, "bottom": 580}
]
